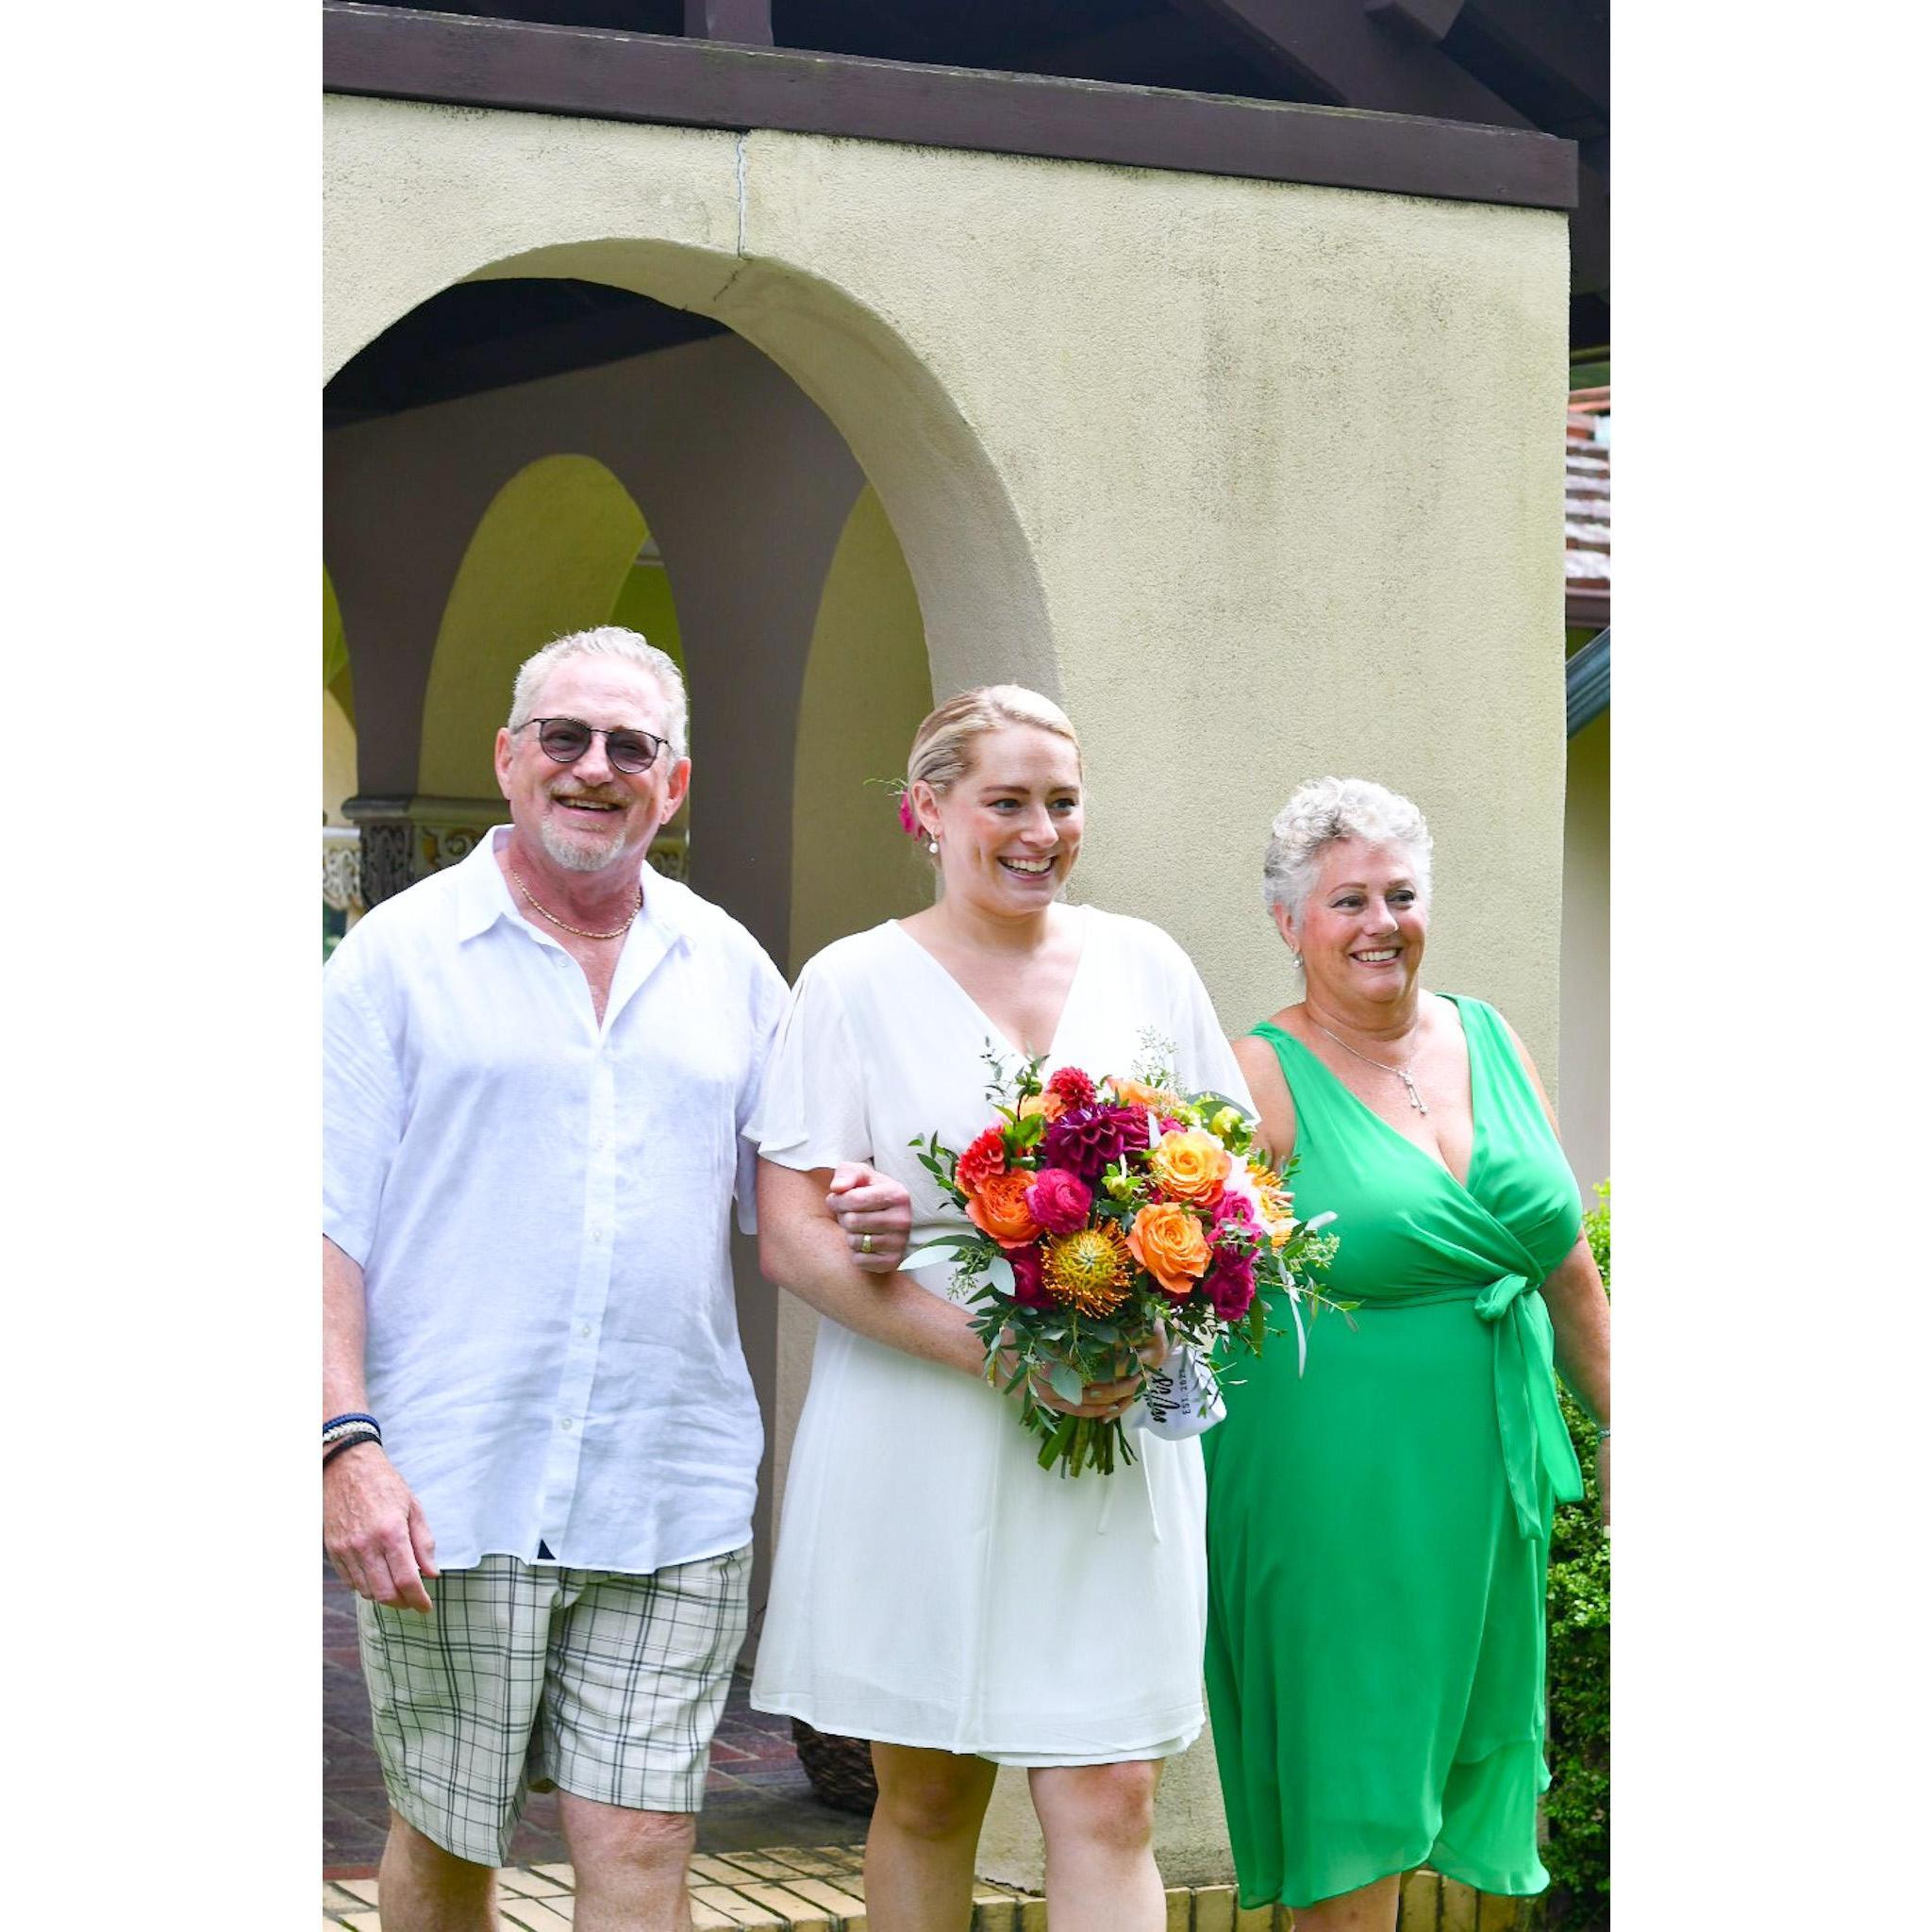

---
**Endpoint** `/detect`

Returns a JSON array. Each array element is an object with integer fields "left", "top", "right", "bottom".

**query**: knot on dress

[{"left": 1475, "top": 1272, "right": 1584, "bottom": 1539}]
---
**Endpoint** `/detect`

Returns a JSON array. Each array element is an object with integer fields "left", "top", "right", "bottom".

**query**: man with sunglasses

[{"left": 323, "top": 626, "right": 912, "bottom": 1930}]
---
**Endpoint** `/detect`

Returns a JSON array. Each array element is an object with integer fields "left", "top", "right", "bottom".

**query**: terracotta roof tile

[{"left": 1565, "top": 385, "right": 1609, "bottom": 595}]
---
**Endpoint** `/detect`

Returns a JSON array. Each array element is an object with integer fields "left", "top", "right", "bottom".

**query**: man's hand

[
  {"left": 826, "top": 1162, "right": 914, "bottom": 1274},
  {"left": 325, "top": 1442, "right": 440, "bottom": 1614},
  {"left": 992, "top": 1329, "right": 1149, "bottom": 1422}
]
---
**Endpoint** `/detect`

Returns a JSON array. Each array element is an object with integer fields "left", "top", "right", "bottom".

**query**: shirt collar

[{"left": 453, "top": 825, "right": 691, "bottom": 950}]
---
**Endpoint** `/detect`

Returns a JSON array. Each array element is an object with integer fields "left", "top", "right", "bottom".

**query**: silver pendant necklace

[{"left": 1309, "top": 1014, "right": 1429, "bottom": 1114}]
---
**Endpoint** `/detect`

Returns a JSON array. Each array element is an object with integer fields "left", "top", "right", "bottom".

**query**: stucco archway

[{"left": 325, "top": 106, "right": 1056, "bottom": 721}]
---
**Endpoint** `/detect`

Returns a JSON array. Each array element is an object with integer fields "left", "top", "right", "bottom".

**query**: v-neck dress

[
  {"left": 1201, "top": 998, "right": 1585, "bottom": 1907},
  {"left": 749, "top": 908, "right": 1251, "bottom": 1763}
]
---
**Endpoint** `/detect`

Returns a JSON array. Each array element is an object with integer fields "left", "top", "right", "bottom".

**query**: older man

[{"left": 324, "top": 627, "right": 909, "bottom": 1931}]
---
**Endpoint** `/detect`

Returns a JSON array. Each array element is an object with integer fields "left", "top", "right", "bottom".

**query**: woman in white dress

[{"left": 751, "top": 686, "right": 1251, "bottom": 1930}]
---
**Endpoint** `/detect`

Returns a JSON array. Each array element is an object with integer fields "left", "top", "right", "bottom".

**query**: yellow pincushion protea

[
  {"left": 1043, "top": 1223, "right": 1134, "bottom": 1315},
  {"left": 1247, "top": 1159, "right": 1298, "bottom": 1244}
]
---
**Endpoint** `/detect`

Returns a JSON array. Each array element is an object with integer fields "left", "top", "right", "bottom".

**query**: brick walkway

[
  {"left": 324, "top": 1563, "right": 865, "bottom": 1878},
  {"left": 320, "top": 1846, "right": 1524, "bottom": 1929},
  {"left": 325, "top": 1567, "right": 1520, "bottom": 1928}
]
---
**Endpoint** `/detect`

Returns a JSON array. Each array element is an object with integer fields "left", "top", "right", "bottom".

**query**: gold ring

[{"left": 859, "top": 1232, "right": 874, "bottom": 1255}]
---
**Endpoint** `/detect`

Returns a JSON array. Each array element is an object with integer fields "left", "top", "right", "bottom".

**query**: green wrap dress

[{"left": 1202, "top": 996, "right": 1585, "bottom": 1909}]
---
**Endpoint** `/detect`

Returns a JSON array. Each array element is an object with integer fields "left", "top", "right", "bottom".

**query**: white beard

[{"left": 538, "top": 818, "right": 627, "bottom": 873}]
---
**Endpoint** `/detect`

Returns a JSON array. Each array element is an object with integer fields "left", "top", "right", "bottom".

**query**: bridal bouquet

[{"left": 905, "top": 1036, "right": 1343, "bottom": 1477}]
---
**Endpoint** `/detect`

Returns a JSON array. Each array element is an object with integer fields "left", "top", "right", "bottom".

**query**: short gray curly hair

[
  {"left": 1262, "top": 776, "right": 1433, "bottom": 924},
  {"left": 508, "top": 626, "right": 690, "bottom": 760}
]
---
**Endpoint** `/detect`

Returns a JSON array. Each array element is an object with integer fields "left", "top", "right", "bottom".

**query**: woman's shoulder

[
  {"left": 1233, "top": 1009, "right": 1301, "bottom": 1088},
  {"left": 1078, "top": 905, "right": 1199, "bottom": 974},
  {"left": 1440, "top": 993, "right": 1543, "bottom": 1085},
  {"left": 792, "top": 920, "right": 906, "bottom": 991},
  {"left": 1230, "top": 1021, "right": 1298, "bottom": 1165},
  {"left": 1437, "top": 991, "right": 1511, "bottom": 1043}
]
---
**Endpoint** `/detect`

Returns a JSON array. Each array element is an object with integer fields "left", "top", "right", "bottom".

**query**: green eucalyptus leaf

[
  {"left": 897, "top": 1238, "right": 978, "bottom": 1272},
  {"left": 1046, "top": 1362, "right": 1086, "bottom": 1405}
]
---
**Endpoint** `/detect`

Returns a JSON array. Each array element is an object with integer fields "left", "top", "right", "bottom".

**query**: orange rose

[
  {"left": 1017, "top": 1091, "right": 1070, "bottom": 1123},
  {"left": 1126, "top": 1201, "right": 1212, "bottom": 1298},
  {"left": 1111, "top": 1077, "right": 1181, "bottom": 1113},
  {"left": 965, "top": 1171, "right": 1044, "bottom": 1247},
  {"left": 1148, "top": 1128, "right": 1230, "bottom": 1207}
]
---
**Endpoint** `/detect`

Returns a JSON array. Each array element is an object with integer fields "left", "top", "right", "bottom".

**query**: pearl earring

[{"left": 927, "top": 838, "right": 940, "bottom": 857}]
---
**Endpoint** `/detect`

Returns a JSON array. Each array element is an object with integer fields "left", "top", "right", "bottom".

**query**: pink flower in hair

[{"left": 897, "top": 791, "right": 921, "bottom": 838}]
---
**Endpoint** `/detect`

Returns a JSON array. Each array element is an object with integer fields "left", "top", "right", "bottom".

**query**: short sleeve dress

[
  {"left": 750, "top": 907, "right": 1251, "bottom": 1764},
  {"left": 1202, "top": 997, "right": 1585, "bottom": 1908}
]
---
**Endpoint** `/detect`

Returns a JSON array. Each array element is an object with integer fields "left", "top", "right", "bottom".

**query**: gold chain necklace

[
  {"left": 511, "top": 870, "right": 642, "bottom": 941},
  {"left": 1308, "top": 1014, "right": 1429, "bottom": 1115}
]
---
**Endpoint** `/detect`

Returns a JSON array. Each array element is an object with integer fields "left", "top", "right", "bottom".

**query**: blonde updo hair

[
  {"left": 1262, "top": 776, "right": 1433, "bottom": 925},
  {"left": 907, "top": 685, "right": 1082, "bottom": 854}
]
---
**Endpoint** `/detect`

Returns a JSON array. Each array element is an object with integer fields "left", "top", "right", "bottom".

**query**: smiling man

[{"left": 322, "top": 628, "right": 911, "bottom": 1931}]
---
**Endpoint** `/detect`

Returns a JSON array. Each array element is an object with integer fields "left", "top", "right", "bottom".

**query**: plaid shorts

[{"left": 357, "top": 1544, "right": 750, "bottom": 1866}]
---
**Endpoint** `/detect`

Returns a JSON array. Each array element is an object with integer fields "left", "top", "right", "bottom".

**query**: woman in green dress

[{"left": 1204, "top": 776, "right": 1611, "bottom": 1930}]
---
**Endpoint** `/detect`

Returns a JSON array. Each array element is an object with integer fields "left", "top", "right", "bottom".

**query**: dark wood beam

[
  {"left": 1459, "top": 0, "right": 1607, "bottom": 116},
  {"left": 1570, "top": 157, "right": 1607, "bottom": 293},
  {"left": 1364, "top": 0, "right": 1465, "bottom": 48},
  {"left": 323, "top": 4, "right": 1576, "bottom": 211},
  {"left": 683, "top": 0, "right": 771, "bottom": 47},
  {"left": 1564, "top": 589, "right": 1608, "bottom": 635},
  {"left": 1173, "top": 0, "right": 1533, "bottom": 125},
  {"left": 1174, "top": 0, "right": 1604, "bottom": 291}
]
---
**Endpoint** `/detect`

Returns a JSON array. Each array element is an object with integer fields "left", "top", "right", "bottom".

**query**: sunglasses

[{"left": 518, "top": 716, "right": 669, "bottom": 774}]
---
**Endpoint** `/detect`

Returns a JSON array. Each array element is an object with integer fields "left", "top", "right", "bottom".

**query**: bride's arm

[
  {"left": 758, "top": 1160, "right": 1146, "bottom": 1417},
  {"left": 757, "top": 1159, "right": 984, "bottom": 1375}
]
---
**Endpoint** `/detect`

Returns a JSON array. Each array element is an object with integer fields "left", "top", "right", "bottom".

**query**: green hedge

[{"left": 1538, "top": 1182, "right": 1610, "bottom": 1929}]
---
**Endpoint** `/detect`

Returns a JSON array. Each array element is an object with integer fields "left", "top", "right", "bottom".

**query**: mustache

[{"left": 549, "top": 785, "right": 628, "bottom": 806}]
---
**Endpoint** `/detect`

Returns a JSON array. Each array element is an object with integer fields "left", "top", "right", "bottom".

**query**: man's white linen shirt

[{"left": 324, "top": 829, "right": 788, "bottom": 1576}]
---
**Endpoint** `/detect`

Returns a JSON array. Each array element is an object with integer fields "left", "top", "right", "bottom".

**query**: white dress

[{"left": 749, "top": 907, "right": 1252, "bottom": 1764}]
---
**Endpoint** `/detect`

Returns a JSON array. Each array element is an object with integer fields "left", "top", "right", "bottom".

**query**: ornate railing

[
  {"left": 339, "top": 798, "right": 688, "bottom": 910},
  {"left": 324, "top": 825, "right": 364, "bottom": 920}
]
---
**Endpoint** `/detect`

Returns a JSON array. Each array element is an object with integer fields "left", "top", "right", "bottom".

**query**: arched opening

[
  {"left": 418, "top": 454, "right": 652, "bottom": 801},
  {"left": 408, "top": 453, "right": 696, "bottom": 879}
]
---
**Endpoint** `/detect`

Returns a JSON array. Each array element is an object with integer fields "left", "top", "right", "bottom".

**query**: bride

[{"left": 750, "top": 684, "right": 1252, "bottom": 1929}]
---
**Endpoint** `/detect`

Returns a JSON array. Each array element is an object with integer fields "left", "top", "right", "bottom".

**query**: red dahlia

[
  {"left": 956, "top": 1126, "right": 1008, "bottom": 1195},
  {"left": 1045, "top": 1066, "right": 1097, "bottom": 1110}
]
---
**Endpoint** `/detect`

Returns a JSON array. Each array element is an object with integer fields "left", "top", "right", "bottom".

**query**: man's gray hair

[
  {"left": 507, "top": 627, "right": 690, "bottom": 760},
  {"left": 1262, "top": 776, "right": 1433, "bottom": 924}
]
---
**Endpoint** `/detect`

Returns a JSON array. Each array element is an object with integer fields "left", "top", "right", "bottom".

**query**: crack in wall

[{"left": 708, "top": 130, "right": 753, "bottom": 307}]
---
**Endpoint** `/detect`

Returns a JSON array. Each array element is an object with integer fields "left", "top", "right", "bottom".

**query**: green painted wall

[
  {"left": 417, "top": 455, "right": 647, "bottom": 799},
  {"left": 787, "top": 486, "right": 933, "bottom": 976},
  {"left": 608, "top": 560, "right": 684, "bottom": 672},
  {"left": 324, "top": 567, "right": 354, "bottom": 724}
]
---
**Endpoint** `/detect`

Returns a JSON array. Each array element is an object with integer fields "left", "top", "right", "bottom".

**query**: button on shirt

[{"left": 324, "top": 828, "right": 788, "bottom": 1576}]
